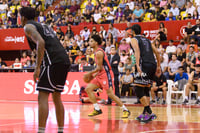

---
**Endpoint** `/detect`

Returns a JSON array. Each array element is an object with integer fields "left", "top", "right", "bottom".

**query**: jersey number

[{"left": 41, "top": 24, "right": 56, "bottom": 38}]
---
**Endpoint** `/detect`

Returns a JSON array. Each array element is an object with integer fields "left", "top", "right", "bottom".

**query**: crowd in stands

[{"left": 2, "top": 0, "right": 200, "bottom": 104}]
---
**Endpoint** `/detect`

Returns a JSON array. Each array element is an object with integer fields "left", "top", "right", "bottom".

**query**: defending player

[
  {"left": 20, "top": 7, "right": 71, "bottom": 133},
  {"left": 130, "top": 24, "right": 161, "bottom": 123},
  {"left": 84, "top": 35, "right": 130, "bottom": 118}
]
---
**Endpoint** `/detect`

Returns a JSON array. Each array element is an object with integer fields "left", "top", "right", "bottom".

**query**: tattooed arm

[{"left": 24, "top": 24, "right": 45, "bottom": 82}]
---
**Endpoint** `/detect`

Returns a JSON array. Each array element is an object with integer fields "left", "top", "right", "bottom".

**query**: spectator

[
  {"left": 0, "top": 57, "right": 7, "bottom": 68},
  {"left": 20, "top": 0, "right": 30, "bottom": 7},
  {"left": 148, "top": 14, "right": 157, "bottom": 22},
  {"left": 106, "top": 6, "right": 115, "bottom": 23},
  {"left": 76, "top": 35, "right": 84, "bottom": 48},
  {"left": 157, "top": 22, "right": 167, "bottom": 41},
  {"left": 85, "top": 0, "right": 94, "bottom": 13},
  {"left": 186, "top": 39, "right": 199, "bottom": 54},
  {"left": 80, "top": 26, "right": 90, "bottom": 41},
  {"left": 154, "top": 39, "right": 162, "bottom": 53},
  {"left": 191, "top": 19, "right": 200, "bottom": 47},
  {"left": 176, "top": 0, "right": 186, "bottom": 10},
  {"left": 176, "top": 47, "right": 186, "bottom": 66},
  {"left": 74, "top": 51, "right": 85, "bottom": 64},
  {"left": 120, "top": 68, "right": 133, "bottom": 97},
  {"left": 67, "top": 14, "right": 74, "bottom": 25},
  {"left": 70, "top": 1, "right": 80, "bottom": 16},
  {"left": 52, "top": 10, "right": 61, "bottom": 24},
  {"left": 20, "top": 51, "right": 30, "bottom": 67},
  {"left": 124, "top": 5, "right": 132, "bottom": 21},
  {"left": 74, "top": 9, "right": 82, "bottom": 25},
  {"left": 160, "top": 0, "right": 167, "bottom": 8},
  {"left": 118, "top": 39, "right": 130, "bottom": 55},
  {"left": 152, "top": 0, "right": 160, "bottom": 8},
  {"left": 160, "top": 54, "right": 168, "bottom": 74},
  {"left": 45, "top": 0, "right": 53, "bottom": 9},
  {"left": 192, "top": 52, "right": 200, "bottom": 67},
  {"left": 126, "top": 0, "right": 135, "bottom": 11},
  {"left": 166, "top": 40, "right": 176, "bottom": 59},
  {"left": 165, "top": 54, "right": 182, "bottom": 79},
  {"left": 150, "top": 68, "right": 167, "bottom": 104},
  {"left": 193, "top": 10, "right": 199, "bottom": 20},
  {"left": 107, "top": 23, "right": 118, "bottom": 41},
  {"left": 107, "top": 46, "right": 121, "bottom": 104},
  {"left": 183, "top": 64, "right": 200, "bottom": 105},
  {"left": 184, "top": 21, "right": 193, "bottom": 43},
  {"left": 85, "top": 47, "right": 94, "bottom": 63},
  {"left": 169, "top": 2, "right": 180, "bottom": 17},
  {"left": 54, "top": 3, "right": 64, "bottom": 15},
  {"left": 79, "top": 17, "right": 88, "bottom": 26},
  {"left": 92, "top": 9, "right": 102, "bottom": 23},
  {"left": 115, "top": 7, "right": 124, "bottom": 23},
  {"left": 105, "top": 41, "right": 113, "bottom": 55},
  {"left": 8, "top": 13, "right": 17, "bottom": 28},
  {"left": 65, "top": 25, "right": 74, "bottom": 39},
  {"left": 119, "top": 15, "right": 128, "bottom": 23},
  {"left": 56, "top": 27, "right": 64, "bottom": 41},
  {"left": 107, "top": 32, "right": 116, "bottom": 46},
  {"left": 101, "top": 3, "right": 108, "bottom": 14},
  {"left": 165, "top": 12, "right": 176, "bottom": 21},
  {"left": 177, "top": 39, "right": 187, "bottom": 53},
  {"left": 186, "top": 46, "right": 197, "bottom": 69},
  {"left": 142, "top": 0, "right": 150, "bottom": 13},
  {"left": 38, "top": 11, "right": 46, "bottom": 23},
  {"left": 118, "top": 0, "right": 126, "bottom": 10},
  {"left": 124, "top": 56, "right": 135, "bottom": 73},
  {"left": 99, "top": 25, "right": 107, "bottom": 40},
  {"left": 83, "top": 9, "right": 92, "bottom": 21},
  {"left": 69, "top": 40, "right": 80, "bottom": 59},
  {"left": 35, "top": 0, "right": 42, "bottom": 12},
  {"left": 45, "top": 11, "right": 53, "bottom": 25},
  {"left": 118, "top": 62, "right": 125, "bottom": 79},
  {"left": 186, "top": 1, "right": 195, "bottom": 16},
  {"left": 133, "top": 4, "right": 144, "bottom": 21},
  {"left": 120, "top": 50, "right": 128, "bottom": 64},
  {"left": 161, "top": 5, "right": 170, "bottom": 17}
]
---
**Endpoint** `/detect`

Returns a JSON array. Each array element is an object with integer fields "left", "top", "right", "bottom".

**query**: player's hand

[
  {"left": 34, "top": 67, "right": 40, "bottom": 83},
  {"left": 136, "top": 66, "right": 142, "bottom": 76}
]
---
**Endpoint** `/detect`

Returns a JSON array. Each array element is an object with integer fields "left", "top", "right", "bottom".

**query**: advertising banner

[{"left": 0, "top": 72, "right": 108, "bottom": 101}]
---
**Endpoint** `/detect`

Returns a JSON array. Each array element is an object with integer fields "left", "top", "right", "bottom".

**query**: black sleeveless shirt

[
  {"left": 26, "top": 20, "right": 70, "bottom": 66},
  {"left": 132, "top": 35, "right": 156, "bottom": 65}
]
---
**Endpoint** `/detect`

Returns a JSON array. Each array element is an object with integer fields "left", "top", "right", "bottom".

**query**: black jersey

[
  {"left": 133, "top": 35, "right": 156, "bottom": 65},
  {"left": 193, "top": 71, "right": 200, "bottom": 80},
  {"left": 26, "top": 20, "right": 70, "bottom": 66}
]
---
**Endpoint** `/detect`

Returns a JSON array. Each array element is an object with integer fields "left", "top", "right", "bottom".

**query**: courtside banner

[
  {"left": 0, "top": 28, "right": 29, "bottom": 50},
  {"left": 0, "top": 20, "right": 195, "bottom": 51},
  {"left": 0, "top": 72, "right": 108, "bottom": 101}
]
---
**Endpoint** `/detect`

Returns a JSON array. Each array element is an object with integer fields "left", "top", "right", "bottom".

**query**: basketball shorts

[
  {"left": 134, "top": 63, "right": 157, "bottom": 86},
  {"left": 36, "top": 63, "right": 70, "bottom": 93},
  {"left": 91, "top": 70, "right": 115, "bottom": 90}
]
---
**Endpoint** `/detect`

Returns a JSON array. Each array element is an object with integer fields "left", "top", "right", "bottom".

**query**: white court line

[{"left": 139, "top": 128, "right": 200, "bottom": 133}]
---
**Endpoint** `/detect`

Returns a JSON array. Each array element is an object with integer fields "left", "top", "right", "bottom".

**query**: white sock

[
  {"left": 58, "top": 127, "right": 64, "bottom": 133},
  {"left": 93, "top": 103, "right": 100, "bottom": 110},
  {"left": 122, "top": 105, "right": 128, "bottom": 111},
  {"left": 38, "top": 127, "right": 45, "bottom": 133},
  {"left": 185, "top": 96, "right": 188, "bottom": 100},
  {"left": 198, "top": 96, "right": 200, "bottom": 100}
]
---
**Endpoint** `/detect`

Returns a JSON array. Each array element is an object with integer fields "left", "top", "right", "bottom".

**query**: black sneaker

[
  {"left": 195, "top": 99, "right": 200, "bottom": 104},
  {"left": 162, "top": 100, "right": 166, "bottom": 105},
  {"left": 183, "top": 99, "right": 189, "bottom": 105},
  {"left": 150, "top": 100, "right": 156, "bottom": 104}
]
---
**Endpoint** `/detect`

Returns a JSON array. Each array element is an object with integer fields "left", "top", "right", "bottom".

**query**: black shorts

[
  {"left": 134, "top": 63, "right": 157, "bottom": 85},
  {"left": 36, "top": 63, "right": 70, "bottom": 93}
]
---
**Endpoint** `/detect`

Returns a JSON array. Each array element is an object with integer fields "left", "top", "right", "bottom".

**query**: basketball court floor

[{"left": 1, "top": 101, "right": 200, "bottom": 133}]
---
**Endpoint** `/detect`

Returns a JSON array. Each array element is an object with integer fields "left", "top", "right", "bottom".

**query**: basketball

[{"left": 83, "top": 74, "right": 93, "bottom": 83}]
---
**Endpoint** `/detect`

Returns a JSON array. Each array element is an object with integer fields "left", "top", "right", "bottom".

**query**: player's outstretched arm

[{"left": 24, "top": 24, "right": 45, "bottom": 82}]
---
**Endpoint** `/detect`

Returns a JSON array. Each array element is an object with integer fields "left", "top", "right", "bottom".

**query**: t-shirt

[
  {"left": 174, "top": 73, "right": 188, "bottom": 82},
  {"left": 192, "top": 25, "right": 200, "bottom": 35},
  {"left": 185, "top": 27, "right": 193, "bottom": 35},
  {"left": 168, "top": 60, "right": 181, "bottom": 73},
  {"left": 133, "top": 9, "right": 144, "bottom": 18},
  {"left": 153, "top": 74, "right": 166, "bottom": 86},
  {"left": 70, "top": 45, "right": 80, "bottom": 55},
  {"left": 119, "top": 44, "right": 130, "bottom": 53},
  {"left": 166, "top": 45, "right": 177, "bottom": 54}
]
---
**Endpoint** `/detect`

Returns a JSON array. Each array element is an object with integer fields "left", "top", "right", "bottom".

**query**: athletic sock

[
  {"left": 93, "top": 103, "right": 100, "bottom": 111},
  {"left": 122, "top": 105, "right": 128, "bottom": 111},
  {"left": 144, "top": 106, "right": 152, "bottom": 114},
  {"left": 198, "top": 96, "right": 200, "bottom": 100},
  {"left": 58, "top": 127, "right": 64, "bottom": 133},
  {"left": 38, "top": 127, "right": 45, "bottom": 133},
  {"left": 185, "top": 96, "right": 188, "bottom": 100},
  {"left": 142, "top": 107, "right": 146, "bottom": 114}
]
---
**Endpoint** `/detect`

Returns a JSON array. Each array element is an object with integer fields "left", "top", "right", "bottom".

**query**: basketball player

[
  {"left": 84, "top": 35, "right": 130, "bottom": 118},
  {"left": 20, "top": 7, "right": 71, "bottom": 133},
  {"left": 130, "top": 24, "right": 161, "bottom": 123}
]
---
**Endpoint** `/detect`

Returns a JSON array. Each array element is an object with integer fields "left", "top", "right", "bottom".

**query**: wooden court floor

[{"left": 1, "top": 101, "right": 200, "bottom": 133}]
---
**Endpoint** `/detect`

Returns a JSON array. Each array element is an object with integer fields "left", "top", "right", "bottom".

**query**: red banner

[
  {"left": 0, "top": 20, "right": 195, "bottom": 51},
  {"left": 0, "top": 72, "right": 108, "bottom": 101}
]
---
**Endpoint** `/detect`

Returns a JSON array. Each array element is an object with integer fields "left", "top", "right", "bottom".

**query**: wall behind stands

[
  {"left": 0, "top": 72, "right": 108, "bottom": 101},
  {"left": 0, "top": 20, "right": 195, "bottom": 51}
]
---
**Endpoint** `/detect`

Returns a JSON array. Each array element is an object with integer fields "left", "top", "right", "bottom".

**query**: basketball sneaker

[
  {"left": 88, "top": 109, "right": 102, "bottom": 117},
  {"left": 195, "top": 99, "right": 200, "bottom": 104},
  {"left": 139, "top": 114, "right": 152, "bottom": 123},
  {"left": 135, "top": 114, "right": 145, "bottom": 121},
  {"left": 122, "top": 110, "right": 131, "bottom": 118},
  {"left": 183, "top": 99, "right": 189, "bottom": 105},
  {"left": 150, "top": 113, "right": 157, "bottom": 121}
]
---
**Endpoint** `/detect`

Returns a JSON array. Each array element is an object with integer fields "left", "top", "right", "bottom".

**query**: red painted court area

[{"left": 1, "top": 101, "right": 200, "bottom": 133}]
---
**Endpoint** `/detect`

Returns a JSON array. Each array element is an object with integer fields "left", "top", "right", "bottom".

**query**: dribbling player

[
  {"left": 84, "top": 35, "right": 130, "bottom": 118},
  {"left": 130, "top": 24, "right": 161, "bottom": 123},
  {"left": 20, "top": 7, "right": 71, "bottom": 133}
]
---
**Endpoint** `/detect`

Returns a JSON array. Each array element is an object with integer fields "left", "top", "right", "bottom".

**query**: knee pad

[
  {"left": 134, "top": 86, "right": 145, "bottom": 99},
  {"left": 144, "top": 87, "right": 150, "bottom": 97}
]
